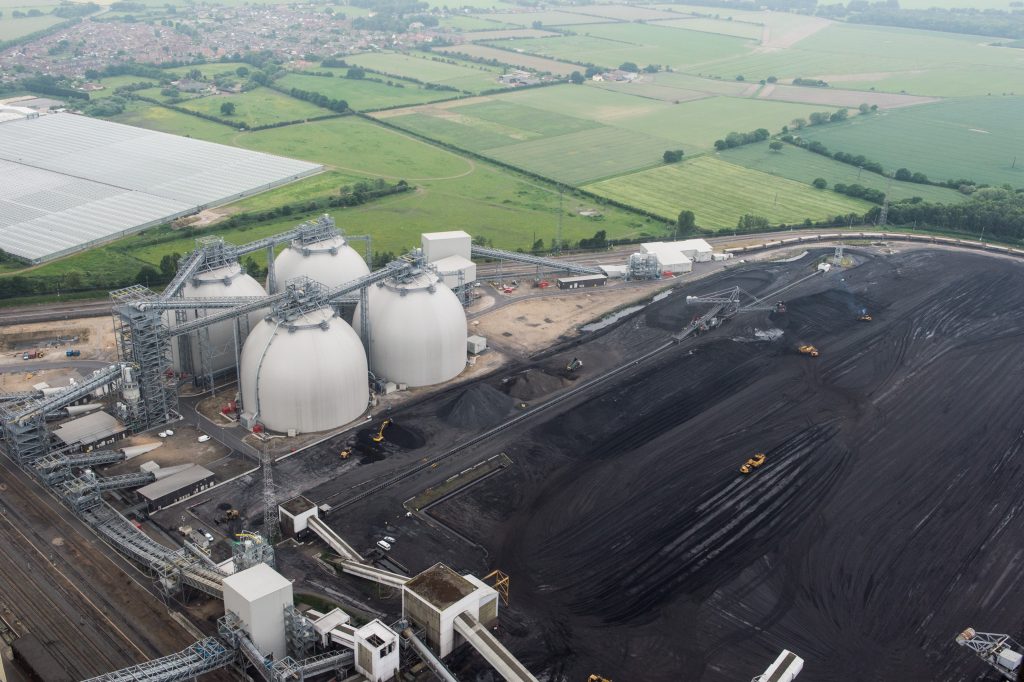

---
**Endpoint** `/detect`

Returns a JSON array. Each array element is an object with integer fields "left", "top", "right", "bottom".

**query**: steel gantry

[
  {"left": 470, "top": 244, "right": 604, "bottom": 275},
  {"left": 956, "top": 628, "right": 1023, "bottom": 680},
  {"left": 81, "top": 637, "right": 236, "bottom": 682}
]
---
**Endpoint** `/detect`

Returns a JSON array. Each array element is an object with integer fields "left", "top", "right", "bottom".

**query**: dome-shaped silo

[
  {"left": 170, "top": 262, "right": 267, "bottom": 376},
  {"left": 356, "top": 270, "right": 467, "bottom": 387},
  {"left": 239, "top": 306, "right": 368, "bottom": 433},
  {"left": 272, "top": 234, "right": 370, "bottom": 291}
]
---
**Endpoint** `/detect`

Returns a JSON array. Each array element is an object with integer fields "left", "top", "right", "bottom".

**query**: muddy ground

[{"left": 358, "top": 248, "right": 1024, "bottom": 681}]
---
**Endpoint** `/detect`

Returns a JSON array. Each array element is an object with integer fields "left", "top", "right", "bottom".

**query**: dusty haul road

[{"left": 423, "top": 248, "right": 1024, "bottom": 681}]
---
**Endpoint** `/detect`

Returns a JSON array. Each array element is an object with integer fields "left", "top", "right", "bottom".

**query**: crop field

[
  {"left": 432, "top": 45, "right": 578, "bottom": 75},
  {"left": 651, "top": 17, "right": 764, "bottom": 40},
  {"left": 276, "top": 73, "right": 450, "bottom": 111},
  {"left": 721, "top": 141, "right": 967, "bottom": 204},
  {"left": 585, "top": 156, "right": 872, "bottom": 228},
  {"left": 463, "top": 28, "right": 555, "bottom": 41},
  {"left": 703, "top": 23, "right": 1024, "bottom": 97},
  {"left": 566, "top": 5, "right": 682, "bottom": 21},
  {"left": 437, "top": 15, "right": 515, "bottom": 31},
  {"left": 487, "top": 9, "right": 614, "bottom": 26},
  {"left": 0, "top": 11, "right": 62, "bottom": 40},
  {"left": 486, "top": 23, "right": 754, "bottom": 70},
  {"left": 796, "top": 97, "right": 1024, "bottom": 188},
  {"left": 343, "top": 52, "right": 502, "bottom": 93},
  {"left": 178, "top": 88, "right": 328, "bottom": 127},
  {"left": 755, "top": 83, "right": 938, "bottom": 109}
]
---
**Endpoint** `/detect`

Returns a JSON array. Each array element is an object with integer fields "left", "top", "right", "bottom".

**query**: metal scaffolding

[
  {"left": 81, "top": 637, "right": 235, "bottom": 682},
  {"left": 33, "top": 449, "right": 127, "bottom": 485},
  {"left": 60, "top": 470, "right": 156, "bottom": 512},
  {"left": 626, "top": 252, "right": 661, "bottom": 281}
]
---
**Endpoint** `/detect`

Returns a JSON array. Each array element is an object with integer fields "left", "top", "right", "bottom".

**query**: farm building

[{"left": 0, "top": 113, "right": 321, "bottom": 263}]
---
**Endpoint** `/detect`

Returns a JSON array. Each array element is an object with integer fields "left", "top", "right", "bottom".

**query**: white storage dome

[
  {"left": 239, "top": 306, "right": 368, "bottom": 433},
  {"left": 356, "top": 270, "right": 467, "bottom": 387},
  {"left": 170, "top": 263, "right": 267, "bottom": 376},
  {"left": 273, "top": 234, "right": 370, "bottom": 291}
]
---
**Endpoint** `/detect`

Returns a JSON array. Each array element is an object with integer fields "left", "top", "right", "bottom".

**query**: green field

[
  {"left": 653, "top": 17, "right": 764, "bottom": 40},
  {"left": 178, "top": 88, "right": 329, "bottom": 127},
  {"left": 276, "top": 73, "right": 453, "bottom": 111},
  {"left": 487, "top": 9, "right": 613, "bottom": 26},
  {"left": 0, "top": 11, "right": 62, "bottom": 40},
  {"left": 701, "top": 23, "right": 1024, "bottom": 97},
  {"left": 721, "top": 142, "right": 968, "bottom": 204},
  {"left": 486, "top": 23, "right": 753, "bottom": 70},
  {"left": 796, "top": 97, "right": 1024, "bottom": 188},
  {"left": 112, "top": 102, "right": 239, "bottom": 143},
  {"left": 438, "top": 14, "right": 516, "bottom": 31},
  {"left": 585, "top": 156, "right": 873, "bottom": 228},
  {"left": 343, "top": 52, "right": 502, "bottom": 93},
  {"left": 90, "top": 75, "right": 157, "bottom": 98},
  {"left": 486, "top": 126, "right": 676, "bottom": 184}
]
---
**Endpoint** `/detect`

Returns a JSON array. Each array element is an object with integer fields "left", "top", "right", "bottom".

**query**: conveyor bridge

[{"left": 80, "top": 637, "right": 235, "bottom": 682}]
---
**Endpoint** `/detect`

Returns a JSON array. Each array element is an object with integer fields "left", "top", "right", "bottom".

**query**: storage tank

[
  {"left": 239, "top": 306, "right": 368, "bottom": 433},
  {"left": 170, "top": 263, "right": 267, "bottom": 376},
  {"left": 272, "top": 234, "right": 370, "bottom": 292},
  {"left": 357, "top": 270, "right": 466, "bottom": 387}
]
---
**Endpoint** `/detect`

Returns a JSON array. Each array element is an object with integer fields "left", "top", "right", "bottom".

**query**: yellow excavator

[
  {"left": 857, "top": 310, "right": 872, "bottom": 321},
  {"left": 587, "top": 676, "right": 613, "bottom": 682},
  {"left": 339, "top": 448, "right": 351, "bottom": 459},
  {"left": 798, "top": 344, "right": 820, "bottom": 357},
  {"left": 740, "top": 453, "right": 766, "bottom": 474},
  {"left": 372, "top": 419, "right": 392, "bottom": 443}
]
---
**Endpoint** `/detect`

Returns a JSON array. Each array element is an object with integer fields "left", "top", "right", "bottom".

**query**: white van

[
  {"left": 376, "top": 540, "right": 392, "bottom": 552},
  {"left": 197, "top": 434, "right": 211, "bottom": 443}
]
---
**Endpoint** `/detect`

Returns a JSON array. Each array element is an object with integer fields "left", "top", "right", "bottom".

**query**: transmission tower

[
  {"left": 554, "top": 188, "right": 564, "bottom": 255},
  {"left": 262, "top": 445, "right": 277, "bottom": 543}
]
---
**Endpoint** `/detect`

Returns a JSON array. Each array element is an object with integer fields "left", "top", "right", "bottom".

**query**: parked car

[
  {"left": 197, "top": 434, "right": 211, "bottom": 443},
  {"left": 376, "top": 540, "right": 392, "bottom": 552},
  {"left": 383, "top": 536, "right": 396, "bottom": 543}
]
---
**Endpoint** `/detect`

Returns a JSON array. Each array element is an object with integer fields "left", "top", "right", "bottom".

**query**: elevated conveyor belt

[
  {"left": 470, "top": 245, "right": 604, "bottom": 275},
  {"left": 81, "top": 637, "right": 235, "bottom": 682},
  {"left": 307, "top": 516, "right": 363, "bottom": 561},
  {"left": 453, "top": 612, "right": 538, "bottom": 682},
  {"left": 338, "top": 560, "right": 407, "bottom": 589}
]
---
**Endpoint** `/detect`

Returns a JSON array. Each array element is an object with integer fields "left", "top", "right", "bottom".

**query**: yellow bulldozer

[
  {"left": 798, "top": 344, "right": 820, "bottom": 357},
  {"left": 740, "top": 453, "right": 766, "bottom": 474}
]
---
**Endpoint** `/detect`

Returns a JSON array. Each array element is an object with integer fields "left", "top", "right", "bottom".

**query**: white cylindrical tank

[
  {"left": 272, "top": 235, "right": 370, "bottom": 291},
  {"left": 170, "top": 263, "right": 267, "bottom": 376},
  {"left": 239, "top": 306, "right": 368, "bottom": 434},
  {"left": 356, "top": 270, "right": 467, "bottom": 387}
]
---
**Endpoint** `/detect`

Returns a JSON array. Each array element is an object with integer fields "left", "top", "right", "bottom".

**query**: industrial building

[
  {"left": 271, "top": 229, "right": 370, "bottom": 291},
  {"left": 0, "top": 113, "right": 321, "bottom": 263},
  {"left": 557, "top": 274, "right": 607, "bottom": 289},
  {"left": 278, "top": 495, "right": 319, "bottom": 540},
  {"left": 136, "top": 464, "right": 215, "bottom": 511},
  {"left": 402, "top": 563, "right": 500, "bottom": 658},
  {"left": 51, "top": 410, "right": 127, "bottom": 451}
]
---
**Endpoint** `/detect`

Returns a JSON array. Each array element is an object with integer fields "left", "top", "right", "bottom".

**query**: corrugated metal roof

[
  {"left": 52, "top": 411, "right": 125, "bottom": 445},
  {"left": 136, "top": 464, "right": 214, "bottom": 501},
  {"left": 0, "top": 113, "right": 322, "bottom": 262}
]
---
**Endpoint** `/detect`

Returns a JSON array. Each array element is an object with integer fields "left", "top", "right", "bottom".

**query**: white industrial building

[
  {"left": 0, "top": 113, "right": 321, "bottom": 263},
  {"left": 421, "top": 231, "right": 475, "bottom": 290},
  {"left": 641, "top": 242, "right": 692, "bottom": 274},
  {"left": 402, "top": 563, "right": 500, "bottom": 658},
  {"left": 239, "top": 304, "right": 368, "bottom": 434},
  {"left": 222, "top": 563, "right": 294, "bottom": 660}
]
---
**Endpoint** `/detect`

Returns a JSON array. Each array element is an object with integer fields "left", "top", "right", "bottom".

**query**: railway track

[{"left": 0, "top": 300, "right": 111, "bottom": 325}]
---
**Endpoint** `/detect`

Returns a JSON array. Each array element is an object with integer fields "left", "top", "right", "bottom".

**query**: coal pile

[
  {"left": 439, "top": 383, "right": 514, "bottom": 429},
  {"left": 351, "top": 420, "right": 425, "bottom": 462},
  {"left": 427, "top": 249, "right": 1024, "bottom": 682},
  {"left": 501, "top": 368, "right": 567, "bottom": 400}
]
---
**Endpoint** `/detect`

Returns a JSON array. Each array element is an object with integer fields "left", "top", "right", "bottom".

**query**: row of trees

[{"left": 713, "top": 128, "right": 770, "bottom": 151}]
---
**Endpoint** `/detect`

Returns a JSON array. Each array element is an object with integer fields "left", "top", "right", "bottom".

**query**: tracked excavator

[
  {"left": 372, "top": 419, "right": 392, "bottom": 443},
  {"left": 858, "top": 309, "right": 873, "bottom": 321},
  {"left": 565, "top": 357, "right": 583, "bottom": 374}
]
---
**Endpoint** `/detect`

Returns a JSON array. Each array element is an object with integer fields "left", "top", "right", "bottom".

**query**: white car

[
  {"left": 158, "top": 431, "right": 168, "bottom": 438},
  {"left": 383, "top": 536, "right": 396, "bottom": 543},
  {"left": 197, "top": 434, "right": 211, "bottom": 443},
  {"left": 165, "top": 429, "right": 174, "bottom": 436},
  {"left": 376, "top": 540, "right": 392, "bottom": 552}
]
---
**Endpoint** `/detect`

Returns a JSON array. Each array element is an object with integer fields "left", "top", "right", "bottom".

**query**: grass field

[
  {"left": 343, "top": 52, "right": 502, "bottom": 93},
  {"left": 90, "top": 75, "right": 157, "bottom": 98},
  {"left": 796, "top": 97, "right": 1024, "bottom": 188},
  {"left": 721, "top": 141, "right": 968, "bottom": 204},
  {"left": 276, "top": 73, "right": 456, "bottom": 111},
  {"left": 0, "top": 12, "right": 62, "bottom": 40},
  {"left": 433, "top": 44, "right": 579, "bottom": 76},
  {"left": 487, "top": 9, "right": 614, "bottom": 26},
  {"left": 438, "top": 15, "right": 516, "bottom": 31},
  {"left": 112, "top": 102, "right": 239, "bottom": 143},
  {"left": 178, "top": 88, "right": 329, "bottom": 127},
  {"left": 485, "top": 23, "right": 753, "bottom": 70},
  {"left": 585, "top": 156, "right": 873, "bottom": 228},
  {"left": 486, "top": 126, "right": 676, "bottom": 184}
]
